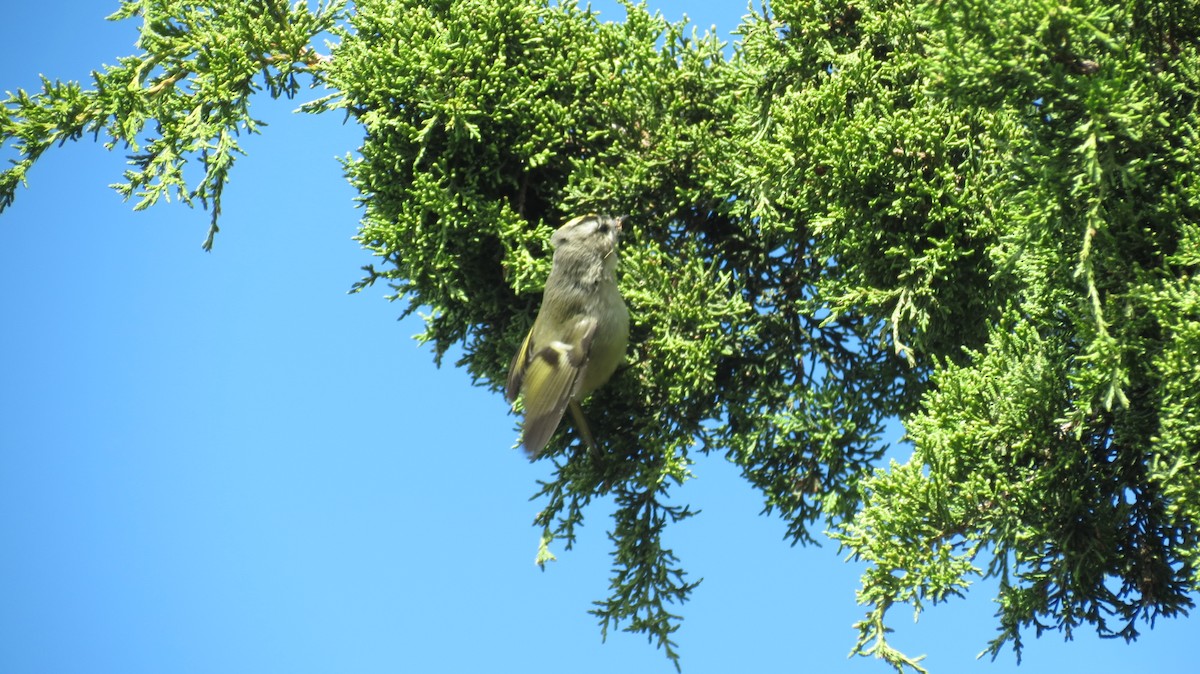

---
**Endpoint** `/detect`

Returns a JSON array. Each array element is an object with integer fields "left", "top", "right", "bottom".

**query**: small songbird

[{"left": 506, "top": 214, "right": 631, "bottom": 457}]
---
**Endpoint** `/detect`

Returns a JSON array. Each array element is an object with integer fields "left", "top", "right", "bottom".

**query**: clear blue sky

[{"left": 1, "top": 2, "right": 1193, "bottom": 673}]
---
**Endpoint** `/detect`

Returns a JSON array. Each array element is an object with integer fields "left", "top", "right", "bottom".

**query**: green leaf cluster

[
  {"left": 312, "top": 1, "right": 911, "bottom": 663},
  {"left": 1, "top": 0, "right": 345, "bottom": 248},
  {"left": 802, "top": 0, "right": 1200, "bottom": 669}
]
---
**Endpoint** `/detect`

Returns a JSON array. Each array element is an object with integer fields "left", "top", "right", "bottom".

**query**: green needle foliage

[{"left": 3, "top": 0, "right": 1198, "bottom": 670}]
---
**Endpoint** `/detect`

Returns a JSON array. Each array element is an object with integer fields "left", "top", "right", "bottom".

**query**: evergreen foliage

[{"left": 3, "top": 0, "right": 1197, "bottom": 670}]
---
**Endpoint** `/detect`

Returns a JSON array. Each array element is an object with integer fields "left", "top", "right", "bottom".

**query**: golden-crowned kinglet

[{"left": 505, "top": 214, "right": 630, "bottom": 457}]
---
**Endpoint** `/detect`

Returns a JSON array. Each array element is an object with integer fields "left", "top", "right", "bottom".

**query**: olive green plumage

[{"left": 506, "top": 215, "right": 630, "bottom": 457}]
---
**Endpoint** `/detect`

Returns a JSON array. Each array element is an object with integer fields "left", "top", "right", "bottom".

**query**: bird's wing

[
  {"left": 505, "top": 328, "right": 535, "bottom": 404},
  {"left": 519, "top": 316, "right": 597, "bottom": 456},
  {"left": 518, "top": 342, "right": 580, "bottom": 456}
]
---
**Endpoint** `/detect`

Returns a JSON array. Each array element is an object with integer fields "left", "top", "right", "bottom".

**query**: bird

[{"left": 505, "top": 214, "right": 630, "bottom": 457}]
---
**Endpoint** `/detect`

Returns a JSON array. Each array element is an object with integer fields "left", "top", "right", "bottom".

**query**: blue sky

[{"left": 1, "top": 2, "right": 1193, "bottom": 673}]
